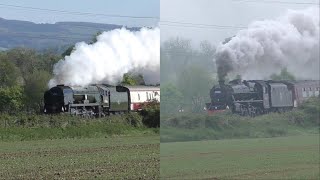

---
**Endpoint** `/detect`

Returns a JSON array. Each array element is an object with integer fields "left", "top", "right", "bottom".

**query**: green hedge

[
  {"left": 161, "top": 98, "right": 320, "bottom": 142},
  {"left": 0, "top": 113, "right": 158, "bottom": 141}
]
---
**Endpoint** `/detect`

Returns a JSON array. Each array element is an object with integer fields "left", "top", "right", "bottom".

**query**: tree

[
  {"left": 24, "top": 70, "right": 51, "bottom": 112},
  {"left": 91, "top": 31, "right": 103, "bottom": 44},
  {"left": 199, "top": 40, "right": 216, "bottom": 74},
  {"left": 62, "top": 31, "right": 102, "bottom": 57},
  {"left": 160, "top": 38, "right": 193, "bottom": 84},
  {"left": 160, "top": 83, "right": 183, "bottom": 114},
  {"left": 0, "top": 55, "right": 20, "bottom": 87},
  {"left": 61, "top": 45, "right": 75, "bottom": 57},
  {"left": 121, "top": 73, "right": 145, "bottom": 85},
  {"left": 270, "top": 68, "right": 295, "bottom": 81},
  {"left": 0, "top": 86, "right": 23, "bottom": 113},
  {"left": 37, "top": 52, "right": 61, "bottom": 73},
  {"left": 177, "top": 66, "right": 213, "bottom": 98},
  {"left": 6, "top": 48, "right": 38, "bottom": 79},
  {"left": 140, "top": 100, "right": 160, "bottom": 128},
  {"left": 200, "top": 40, "right": 216, "bottom": 58}
]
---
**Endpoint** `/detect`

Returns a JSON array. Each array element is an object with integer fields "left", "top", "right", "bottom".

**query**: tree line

[
  {"left": 160, "top": 37, "right": 296, "bottom": 115},
  {"left": 0, "top": 48, "right": 61, "bottom": 114},
  {"left": 160, "top": 38, "right": 217, "bottom": 114},
  {"left": 0, "top": 36, "right": 295, "bottom": 115},
  {"left": 0, "top": 47, "right": 150, "bottom": 114}
]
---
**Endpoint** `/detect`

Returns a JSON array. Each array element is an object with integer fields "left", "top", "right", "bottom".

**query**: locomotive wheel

[
  {"left": 278, "top": 108, "right": 284, "bottom": 113},
  {"left": 248, "top": 106, "right": 257, "bottom": 117}
]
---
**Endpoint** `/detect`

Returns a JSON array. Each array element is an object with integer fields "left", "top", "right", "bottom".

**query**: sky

[
  {"left": 160, "top": 0, "right": 319, "bottom": 46},
  {"left": 0, "top": 0, "right": 159, "bottom": 27}
]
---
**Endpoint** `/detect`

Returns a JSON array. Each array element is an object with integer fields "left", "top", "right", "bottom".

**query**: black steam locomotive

[
  {"left": 44, "top": 84, "right": 130, "bottom": 117},
  {"left": 206, "top": 79, "right": 320, "bottom": 116}
]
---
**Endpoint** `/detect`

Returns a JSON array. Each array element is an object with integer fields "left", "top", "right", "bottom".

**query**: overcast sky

[
  {"left": 160, "top": 0, "right": 319, "bottom": 46},
  {"left": 0, "top": 0, "right": 159, "bottom": 27}
]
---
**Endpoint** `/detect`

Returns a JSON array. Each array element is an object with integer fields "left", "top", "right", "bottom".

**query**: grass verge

[
  {"left": 161, "top": 98, "right": 319, "bottom": 142},
  {"left": 0, "top": 113, "right": 158, "bottom": 141}
]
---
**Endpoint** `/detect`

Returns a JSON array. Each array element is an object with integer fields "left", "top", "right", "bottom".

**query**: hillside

[{"left": 0, "top": 17, "right": 140, "bottom": 52}]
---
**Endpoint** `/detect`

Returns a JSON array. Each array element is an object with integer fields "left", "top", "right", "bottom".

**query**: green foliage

[
  {"left": 160, "top": 38, "right": 193, "bottom": 84},
  {"left": 295, "top": 97, "right": 320, "bottom": 125},
  {"left": 0, "top": 113, "right": 157, "bottom": 141},
  {"left": 90, "top": 31, "right": 103, "bottom": 44},
  {"left": 6, "top": 48, "right": 38, "bottom": 78},
  {"left": 160, "top": 83, "right": 183, "bottom": 114},
  {"left": 140, "top": 100, "right": 160, "bottom": 128},
  {"left": 125, "top": 112, "right": 143, "bottom": 127},
  {"left": 161, "top": 98, "right": 320, "bottom": 142},
  {"left": 23, "top": 70, "right": 51, "bottom": 112},
  {"left": 161, "top": 38, "right": 217, "bottom": 114},
  {"left": 0, "top": 86, "right": 23, "bottom": 113},
  {"left": 176, "top": 66, "right": 214, "bottom": 112},
  {"left": 270, "top": 68, "right": 295, "bottom": 81},
  {"left": 177, "top": 66, "right": 212, "bottom": 98},
  {"left": 121, "top": 73, "right": 145, "bottom": 85},
  {"left": 61, "top": 45, "right": 75, "bottom": 57},
  {"left": 0, "top": 56, "right": 20, "bottom": 87},
  {"left": 0, "top": 48, "right": 61, "bottom": 113}
]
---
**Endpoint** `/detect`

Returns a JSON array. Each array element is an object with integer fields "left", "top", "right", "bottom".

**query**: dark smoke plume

[
  {"left": 216, "top": 50, "right": 233, "bottom": 81},
  {"left": 215, "top": 7, "right": 319, "bottom": 81}
]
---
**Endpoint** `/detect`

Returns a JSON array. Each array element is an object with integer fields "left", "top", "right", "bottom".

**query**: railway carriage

[{"left": 126, "top": 86, "right": 160, "bottom": 111}]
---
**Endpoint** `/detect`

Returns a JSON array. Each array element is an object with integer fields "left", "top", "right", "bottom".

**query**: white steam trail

[
  {"left": 215, "top": 7, "right": 319, "bottom": 80},
  {"left": 48, "top": 27, "right": 160, "bottom": 87}
]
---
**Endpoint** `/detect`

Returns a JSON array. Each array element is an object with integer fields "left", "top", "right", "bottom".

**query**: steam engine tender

[{"left": 206, "top": 79, "right": 320, "bottom": 116}]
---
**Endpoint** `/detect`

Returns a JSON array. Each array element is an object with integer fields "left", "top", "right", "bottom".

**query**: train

[
  {"left": 44, "top": 84, "right": 160, "bottom": 117},
  {"left": 206, "top": 79, "right": 320, "bottom": 116}
]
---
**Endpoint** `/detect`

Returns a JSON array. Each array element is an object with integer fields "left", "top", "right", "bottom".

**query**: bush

[
  {"left": 0, "top": 86, "right": 23, "bottom": 113},
  {"left": 161, "top": 98, "right": 320, "bottom": 142},
  {"left": 125, "top": 113, "right": 143, "bottom": 127},
  {"left": 140, "top": 100, "right": 160, "bottom": 128},
  {"left": 0, "top": 113, "right": 158, "bottom": 141}
]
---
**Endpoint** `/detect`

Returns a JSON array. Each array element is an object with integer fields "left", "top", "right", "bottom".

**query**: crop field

[
  {"left": 160, "top": 135, "right": 319, "bottom": 179},
  {"left": 0, "top": 135, "right": 159, "bottom": 179}
]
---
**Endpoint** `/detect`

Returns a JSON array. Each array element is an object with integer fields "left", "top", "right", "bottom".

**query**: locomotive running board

[{"left": 69, "top": 103, "right": 101, "bottom": 107}]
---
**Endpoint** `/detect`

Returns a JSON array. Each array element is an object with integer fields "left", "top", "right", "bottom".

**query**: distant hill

[{"left": 0, "top": 18, "right": 140, "bottom": 53}]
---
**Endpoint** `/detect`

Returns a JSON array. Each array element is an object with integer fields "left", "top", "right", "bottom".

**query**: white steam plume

[
  {"left": 215, "top": 7, "right": 319, "bottom": 80},
  {"left": 48, "top": 27, "right": 160, "bottom": 87}
]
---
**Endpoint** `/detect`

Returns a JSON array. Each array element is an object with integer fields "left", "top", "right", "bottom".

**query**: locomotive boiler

[{"left": 44, "top": 84, "right": 130, "bottom": 117}]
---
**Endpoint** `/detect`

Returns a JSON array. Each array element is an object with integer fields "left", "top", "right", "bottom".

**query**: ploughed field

[
  {"left": 0, "top": 135, "right": 159, "bottom": 179},
  {"left": 160, "top": 135, "right": 319, "bottom": 179}
]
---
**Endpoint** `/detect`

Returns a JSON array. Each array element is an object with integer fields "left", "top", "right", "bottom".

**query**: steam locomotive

[
  {"left": 206, "top": 79, "right": 320, "bottom": 116},
  {"left": 44, "top": 84, "right": 160, "bottom": 117}
]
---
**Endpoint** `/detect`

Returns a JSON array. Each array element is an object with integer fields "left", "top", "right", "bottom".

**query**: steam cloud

[
  {"left": 215, "top": 7, "right": 319, "bottom": 81},
  {"left": 49, "top": 27, "right": 160, "bottom": 87}
]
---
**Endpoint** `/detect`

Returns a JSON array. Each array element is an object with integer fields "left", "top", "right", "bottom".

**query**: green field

[
  {"left": 0, "top": 135, "right": 159, "bottom": 179},
  {"left": 160, "top": 135, "right": 319, "bottom": 179}
]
